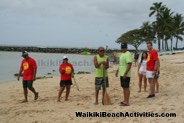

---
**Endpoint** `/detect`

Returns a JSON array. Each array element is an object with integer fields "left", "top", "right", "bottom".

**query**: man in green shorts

[
  {"left": 116, "top": 43, "right": 132, "bottom": 106},
  {"left": 93, "top": 47, "right": 109, "bottom": 105}
]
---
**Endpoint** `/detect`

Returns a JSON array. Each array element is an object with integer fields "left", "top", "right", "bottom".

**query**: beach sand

[{"left": 0, "top": 53, "right": 184, "bottom": 123}]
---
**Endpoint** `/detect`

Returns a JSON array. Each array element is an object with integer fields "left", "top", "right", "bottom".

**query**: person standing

[
  {"left": 137, "top": 51, "right": 148, "bottom": 92},
  {"left": 93, "top": 47, "right": 109, "bottom": 105},
  {"left": 116, "top": 43, "right": 132, "bottom": 106},
  {"left": 17, "top": 51, "right": 39, "bottom": 103},
  {"left": 134, "top": 52, "right": 139, "bottom": 67},
  {"left": 154, "top": 58, "right": 160, "bottom": 93},
  {"left": 58, "top": 56, "right": 74, "bottom": 102},
  {"left": 146, "top": 42, "right": 158, "bottom": 98}
]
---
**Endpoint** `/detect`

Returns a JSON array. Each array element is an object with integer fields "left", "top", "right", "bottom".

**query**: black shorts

[
  {"left": 23, "top": 80, "right": 33, "bottom": 89},
  {"left": 120, "top": 77, "right": 130, "bottom": 88},
  {"left": 60, "top": 80, "right": 72, "bottom": 87}
]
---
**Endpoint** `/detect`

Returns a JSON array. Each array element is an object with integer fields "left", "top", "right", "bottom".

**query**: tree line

[{"left": 116, "top": 2, "right": 184, "bottom": 51}]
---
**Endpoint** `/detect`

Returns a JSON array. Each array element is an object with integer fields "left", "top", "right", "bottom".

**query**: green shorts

[{"left": 95, "top": 77, "right": 109, "bottom": 90}]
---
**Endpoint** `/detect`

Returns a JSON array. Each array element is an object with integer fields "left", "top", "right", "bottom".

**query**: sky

[{"left": 0, "top": 0, "right": 184, "bottom": 49}]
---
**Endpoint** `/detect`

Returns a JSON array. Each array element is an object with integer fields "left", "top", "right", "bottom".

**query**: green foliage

[
  {"left": 116, "top": 27, "right": 155, "bottom": 51},
  {"left": 115, "top": 2, "right": 184, "bottom": 51}
]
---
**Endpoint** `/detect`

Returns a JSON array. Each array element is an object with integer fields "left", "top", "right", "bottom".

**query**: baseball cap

[
  {"left": 63, "top": 56, "right": 68, "bottom": 60},
  {"left": 121, "top": 43, "right": 128, "bottom": 49},
  {"left": 22, "top": 51, "right": 28, "bottom": 57}
]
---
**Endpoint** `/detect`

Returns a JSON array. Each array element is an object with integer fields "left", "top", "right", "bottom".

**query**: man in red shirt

[
  {"left": 17, "top": 51, "right": 39, "bottom": 103},
  {"left": 146, "top": 42, "right": 158, "bottom": 98},
  {"left": 57, "top": 56, "right": 74, "bottom": 102}
]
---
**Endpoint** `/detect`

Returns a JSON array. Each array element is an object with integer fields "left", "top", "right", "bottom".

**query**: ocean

[{"left": 0, "top": 51, "right": 95, "bottom": 83}]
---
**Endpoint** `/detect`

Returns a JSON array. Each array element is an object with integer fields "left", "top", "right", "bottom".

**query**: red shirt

[
  {"left": 59, "top": 63, "right": 74, "bottom": 80},
  {"left": 147, "top": 49, "right": 158, "bottom": 71},
  {"left": 20, "top": 57, "right": 37, "bottom": 80}
]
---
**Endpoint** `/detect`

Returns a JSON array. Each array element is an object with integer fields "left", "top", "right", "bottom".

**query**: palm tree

[
  {"left": 140, "top": 21, "right": 155, "bottom": 40},
  {"left": 159, "top": 8, "right": 174, "bottom": 51},
  {"left": 173, "top": 13, "right": 184, "bottom": 49},
  {"left": 149, "top": 2, "right": 166, "bottom": 51}
]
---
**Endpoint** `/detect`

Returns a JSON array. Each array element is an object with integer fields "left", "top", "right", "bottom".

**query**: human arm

[
  {"left": 123, "top": 63, "right": 132, "bottom": 79},
  {"left": 32, "top": 59, "right": 37, "bottom": 81},
  {"left": 104, "top": 58, "right": 109, "bottom": 69},
  {"left": 33, "top": 68, "right": 37, "bottom": 81},
  {"left": 153, "top": 51, "right": 159, "bottom": 75},
  {"left": 17, "top": 61, "right": 23, "bottom": 81},
  {"left": 123, "top": 52, "right": 132, "bottom": 79},
  {"left": 17, "top": 68, "right": 23, "bottom": 81},
  {"left": 59, "top": 65, "right": 65, "bottom": 74},
  {"left": 94, "top": 56, "right": 103, "bottom": 68},
  {"left": 71, "top": 65, "right": 75, "bottom": 78}
]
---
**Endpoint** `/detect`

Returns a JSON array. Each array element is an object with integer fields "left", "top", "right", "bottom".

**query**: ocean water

[{"left": 0, "top": 51, "right": 95, "bottom": 83}]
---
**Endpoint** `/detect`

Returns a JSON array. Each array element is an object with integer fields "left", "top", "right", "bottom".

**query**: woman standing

[
  {"left": 138, "top": 51, "right": 148, "bottom": 92},
  {"left": 57, "top": 56, "right": 74, "bottom": 102}
]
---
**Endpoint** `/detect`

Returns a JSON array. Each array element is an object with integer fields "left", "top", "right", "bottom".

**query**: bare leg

[
  {"left": 143, "top": 75, "right": 147, "bottom": 92},
  {"left": 65, "top": 85, "right": 71, "bottom": 101},
  {"left": 155, "top": 79, "right": 159, "bottom": 93},
  {"left": 23, "top": 88, "right": 28, "bottom": 102},
  {"left": 95, "top": 90, "right": 99, "bottom": 105},
  {"left": 148, "top": 78, "right": 155, "bottom": 95},
  {"left": 58, "top": 87, "right": 65, "bottom": 101},
  {"left": 124, "top": 88, "right": 130, "bottom": 105},
  {"left": 123, "top": 89, "right": 126, "bottom": 103},
  {"left": 138, "top": 74, "right": 143, "bottom": 92},
  {"left": 102, "top": 88, "right": 106, "bottom": 104},
  {"left": 29, "top": 87, "right": 38, "bottom": 100}
]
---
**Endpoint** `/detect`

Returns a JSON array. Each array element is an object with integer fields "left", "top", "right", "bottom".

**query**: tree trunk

[
  {"left": 135, "top": 46, "right": 138, "bottom": 52},
  {"left": 175, "top": 37, "right": 178, "bottom": 49},
  {"left": 165, "top": 40, "right": 167, "bottom": 50},
  {"left": 171, "top": 38, "right": 173, "bottom": 52},
  {"left": 165, "top": 40, "right": 169, "bottom": 50},
  {"left": 162, "top": 39, "right": 164, "bottom": 50},
  {"left": 157, "top": 36, "right": 161, "bottom": 51}
]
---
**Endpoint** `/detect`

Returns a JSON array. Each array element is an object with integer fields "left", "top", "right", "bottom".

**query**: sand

[{"left": 0, "top": 53, "right": 184, "bottom": 123}]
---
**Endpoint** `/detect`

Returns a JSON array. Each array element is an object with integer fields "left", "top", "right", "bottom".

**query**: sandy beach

[{"left": 0, "top": 53, "right": 184, "bottom": 123}]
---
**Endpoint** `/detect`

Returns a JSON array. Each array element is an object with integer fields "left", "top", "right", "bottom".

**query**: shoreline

[{"left": 0, "top": 53, "right": 184, "bottom": 123}]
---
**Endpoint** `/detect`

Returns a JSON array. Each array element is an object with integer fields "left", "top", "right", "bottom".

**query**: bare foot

[
  {"left": 65, "top": 99, "right": 68, "bottom": 101},
  {"left": 94, "top": 102, "right": 98, "bottom": 105},
  {"left": 120, "top": 103, "right": 130, "bottom": 106},
  {"left": 57, "top": 99, "right": 61, "bottom": 102},
  {"left": 34, "top": 92, "right": 39, "bottom": 100},
  {"left": 21, "top": 100, "right": 28, "bottom": 103},
  {"left": 120, "top": 101, "right": 125, "bottom": 105}
]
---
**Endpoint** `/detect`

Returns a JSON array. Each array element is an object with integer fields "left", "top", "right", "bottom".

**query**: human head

[
  {"left": 98, "top": 47, "right": 105, "bottom": 57},
  {"left": 63, "top": 56, "right": 68, "bottom": 63},
  {"left": 141, "top": 51, "right": 148, "bottom": 60},
  {"left": 147, "top": 42, "right": 153, "bottom": 51},
  {"left": 121, "top": 43, "right": 128, "bottom": 52},
  {"left": 22, "top": 51, "right": 29, "bottom": 59}
]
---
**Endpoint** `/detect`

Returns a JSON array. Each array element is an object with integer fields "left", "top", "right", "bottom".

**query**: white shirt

[{"left": 139, "top": 59, "right": 147, "bottom": 72}]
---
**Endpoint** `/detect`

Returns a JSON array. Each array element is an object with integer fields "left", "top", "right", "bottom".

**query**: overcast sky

[{"left": 0, "top": 0, "right": 184, "bottom": 49}]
